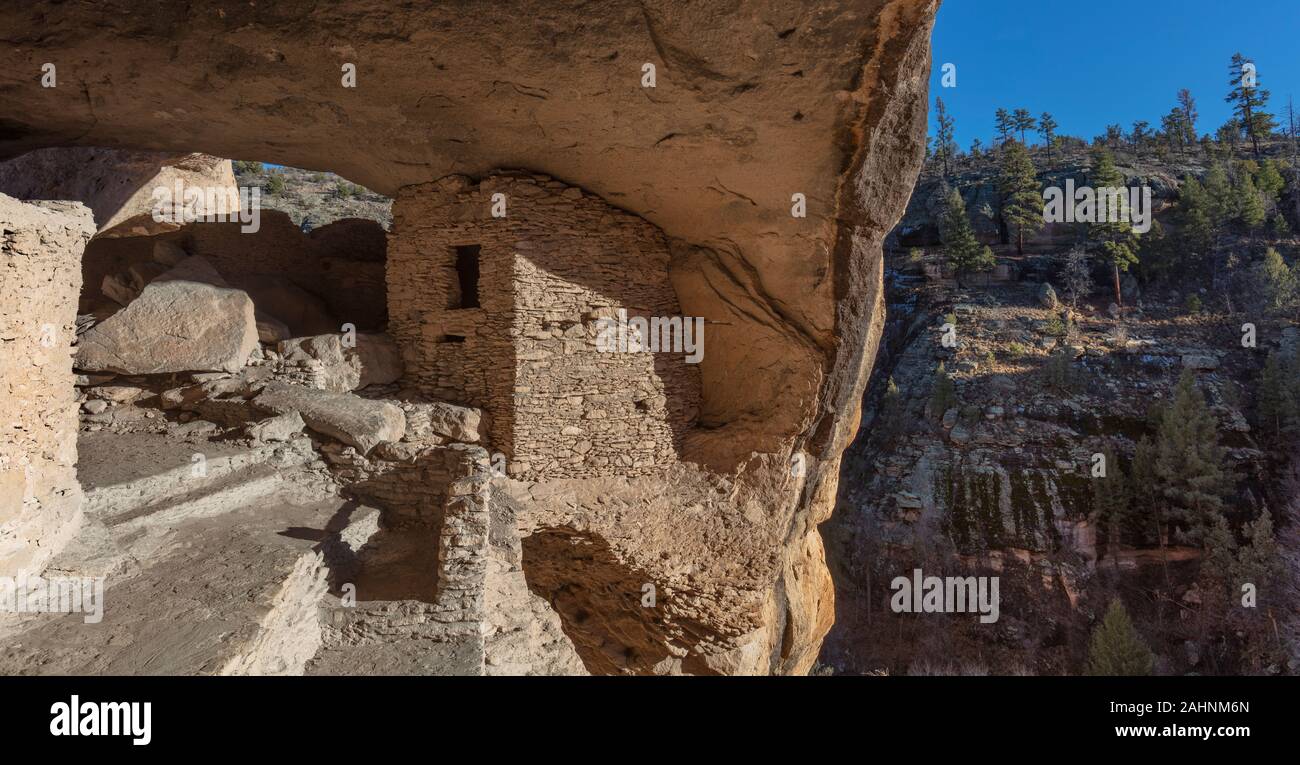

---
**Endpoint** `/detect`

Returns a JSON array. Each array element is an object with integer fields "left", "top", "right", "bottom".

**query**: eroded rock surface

[{"left": 0, "top": 148, "right": 238, "bottom": 237}]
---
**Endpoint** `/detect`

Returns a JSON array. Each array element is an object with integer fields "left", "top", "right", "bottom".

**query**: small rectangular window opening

[{"left": 453, "top": 245, "right": 481, "bottom": 309}]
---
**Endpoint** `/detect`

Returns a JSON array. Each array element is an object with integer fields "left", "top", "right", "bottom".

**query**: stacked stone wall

[
  {"left": 387, "top": 173, "right": 701, "bottom": 479},
  {"left": 0, "top": 195, "right": 94, "bottom": 576}
]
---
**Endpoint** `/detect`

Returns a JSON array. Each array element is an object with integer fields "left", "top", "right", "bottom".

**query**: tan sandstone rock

[
  {"left": 0, "top": 148, "right": 239, "bottom": 237},
  {"left": 253, "top": 382, "right": 405, "bottom": 454},
  {"left": 75, "top": 255, "right": 259, "bottom": 374}
]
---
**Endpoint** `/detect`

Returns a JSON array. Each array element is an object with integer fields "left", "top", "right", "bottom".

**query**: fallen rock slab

[
  {"left": 253, "top": 382, "right": 404, "bottom": 453},
  {"left": 75, "top": 255, "right": 258, "bottom": 374}
]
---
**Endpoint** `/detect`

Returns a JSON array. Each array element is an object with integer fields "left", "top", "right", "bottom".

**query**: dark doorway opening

[{"left": 453, "top": 245, "right": 481, "bottom": 309}]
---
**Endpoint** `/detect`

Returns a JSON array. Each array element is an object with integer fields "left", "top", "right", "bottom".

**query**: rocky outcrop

[
  {"left": 0, "top": 148, "right": 239, "bottom": 237},
  {"left": 75, "top": 256, "right": 259, "bottom": 374},
  {"left": 0, "top": 0, "right": 939, "bottom": 672}
]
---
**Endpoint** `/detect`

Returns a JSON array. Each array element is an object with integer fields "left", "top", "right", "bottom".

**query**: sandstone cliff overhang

[{"left": 0, "top": 0, "right": 939, "bottom": 674}]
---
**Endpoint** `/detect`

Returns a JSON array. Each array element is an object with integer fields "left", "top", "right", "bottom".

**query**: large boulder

[
  {"left": 233, "top": 274, "right": 338, "bottom": 337},
  {"left": 277, "top": 333, "right": 403, "bottom": 392},
  {"left": 75, "top": 255, "right": 258, "bottom": 374},
  {"left": 1037, "top": 282, "right": 1059, "bottom": 309},
  {"left": 253, "top": 382, "right": 404, "bottom": 454}
]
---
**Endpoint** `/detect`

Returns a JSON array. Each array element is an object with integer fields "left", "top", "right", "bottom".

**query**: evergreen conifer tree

[
  {"left": 933, "top": 97, "right": 956, "bottom": 179},
  {"left": 1011, "top": 108, "right": 1036, "bottom": 144},
  {"left": 1085, "top": 598, "right": 1154, "bottom": 676},
  {"left": 939, "top": 187, "right": 996, "bottom": 285},
  {"left": 997, "top": 140, "right": 1042, "bottom": 254},
  {"left": 1226, "top": 53, "right": 1278, "bottom": 157},
  {"left": 1087, "top": 148, "right": 1138, "bottom": 305},
  {"left": 994, "top": 108, "right": 1013, "bottom": 146},
  {"left": 1038, "top": 112, "right": 1058, "bottom": 162},
  {"left": 1092, "top": 446, "right": 1131, "bottom": 569},
  {"left": 1154, "top": 370, "right": 1233, "bottom": 544}
]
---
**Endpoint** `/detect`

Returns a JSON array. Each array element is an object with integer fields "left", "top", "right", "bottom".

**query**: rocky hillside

[
  {"left": 233, "top": 162, "right": 392, "bottom": 230},
  {"left": 822, "top": 139, "right": 1300, "bottom": 676}
]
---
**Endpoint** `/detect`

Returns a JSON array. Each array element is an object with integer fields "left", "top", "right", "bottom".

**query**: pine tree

[
  {"left": 1012, "top": 108, "right": 1036, "bottom": 144},
  {"left": 1175, "top": 176, "right": 1215, "bottom": 267},
  {"left": 1161, "top": 109, "right": 1187, "bottom": 155},
  {"left": 1203, "top": 163, "right": 1236, "bottom": 231},
  {"left": 1154, "top": 370, "right": 1233, "bottom": 544},
  {"left": 1216, "top": 119, "right": 1241, "bottom": 156},
  {"left": 1269, "top": 212, "right": 1292, "bottom": 240},
  {"left": 1130, "top": 436, "right": 1162, "bottom": 546},
  {"left": 1177, "top": 89, "right": 1199, "bottom": 150},
  {"left": 994, "top": 108, "right": 1013, "bottom": 146},
  {"left": 1237, "top": 510, "right": 1281, "bottom": 597},
  {"left": 1087, "top": 148, "right": 1138, "bottom": 305},
  {"left": 1137, "top": 218, "right": 1173, "bottom": 282},
  {"left": 1129, "top": 120, "right": 1150, "bottom": 157},
  {"left": 1226, "top": 53, "right": 1277, "bottom": 158},
  {"left": 1038, "top": 112, "right": 1059, "bottom": 163},
  {"left": 997, "top": 140, "right": 1041, "bottom": 254},
  {"left": 1199, "top": 512, "right": 1239, "bottom": 603},
  {"left": 1254, "top": 159, "right": 1285, "bottom": 202},
  {"left": 1252, "top": 247, "right": 1296, "bottom": 311},
  {"left": 939, "top": 186, "right": 996, "bottom": 285},
  {"left": 1257, "top": 350, "right": 1300, "bottom": 441},
  {"left": 933, "top": 97, "right": 956, "bottom": 179},
  {"left": 1085, "top": 598, "right": 1154, "bottom": 676},
  {"left": 1092, "top": 446, "right": 1131, "bottom": 569},
  {"left": 1237, "top": 173, "right": 1267, "bottom": 233}
]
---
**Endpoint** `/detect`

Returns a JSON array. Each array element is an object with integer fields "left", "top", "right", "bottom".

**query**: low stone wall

[
  {"left": 0, "top": 194, "right": 95, "bottom": 576},
  {"left": 430, "top": 444, "right": 492, "bottom": 626},
  {"left": 318, "top": 441, "right": 493, "bottom": 672}
]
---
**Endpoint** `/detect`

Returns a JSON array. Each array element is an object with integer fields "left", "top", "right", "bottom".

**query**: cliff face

[{"left": 0, "top": 0, "right": 938, "bottom": 673}]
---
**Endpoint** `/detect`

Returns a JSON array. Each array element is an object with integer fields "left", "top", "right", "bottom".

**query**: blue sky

[{"left": 930, "top": 0, "right": 1300, "bottom": 149}]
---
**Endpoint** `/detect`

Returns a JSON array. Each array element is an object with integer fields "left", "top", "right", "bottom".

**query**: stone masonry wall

[
  {"left": 388, "top": 176, "right": 516, "bottom": 440},
  {"left": 388, "top": 172, "right": 701, "bottom": 479},
  {"left": 0, "top": 194, "right": 95, "bottom": 576}
]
